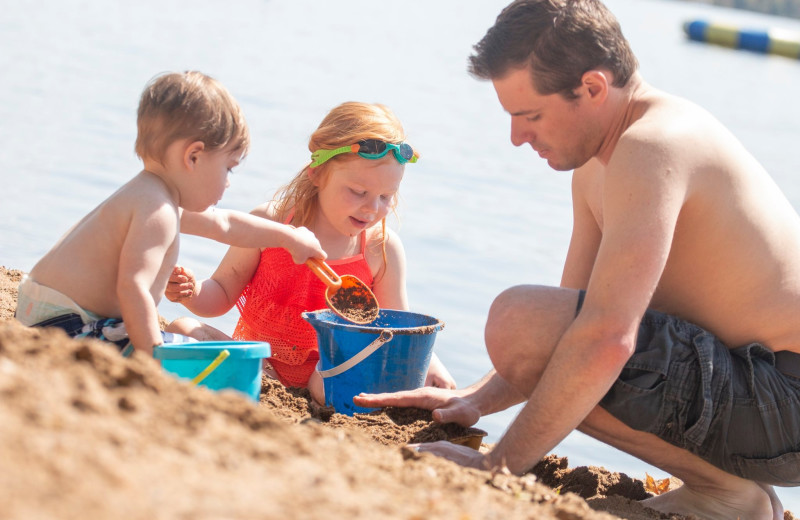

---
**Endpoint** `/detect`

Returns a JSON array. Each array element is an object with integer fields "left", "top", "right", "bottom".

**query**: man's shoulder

[{"left": 623, "top": 91, "right": 717, "bottom": 147}]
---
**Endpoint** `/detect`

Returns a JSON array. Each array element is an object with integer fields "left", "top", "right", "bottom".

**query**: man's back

[{"left": 572, "top": 83, "right": 800, "bottom": 352}]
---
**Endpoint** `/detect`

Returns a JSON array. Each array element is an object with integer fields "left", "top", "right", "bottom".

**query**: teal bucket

[
  {"left": 153, "top": 341, "right": 270, "bottom": 401},
  {"left": 302, "top": 309, "right": 444, "bottom": 415}
]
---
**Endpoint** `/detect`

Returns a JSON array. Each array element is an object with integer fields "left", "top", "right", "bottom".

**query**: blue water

[{"left": 3, "top": 0, "right": 800, "bottom": 512}]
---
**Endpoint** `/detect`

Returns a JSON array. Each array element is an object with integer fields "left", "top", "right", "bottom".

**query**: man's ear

[
  {"left": 184, "top": 141, "right": 206, "bottom": 170},
  {"left": 580, "top": 70, "right": 609, "bottom": 105}
]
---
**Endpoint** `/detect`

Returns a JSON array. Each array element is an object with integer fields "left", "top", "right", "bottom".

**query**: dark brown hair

[{"left": 468, "top": 0, "right": 638, "bottom": 99}]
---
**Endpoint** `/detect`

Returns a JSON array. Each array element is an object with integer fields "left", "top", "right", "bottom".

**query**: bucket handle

[
  {"left": 318, "top": 330, "right": 393, "bottom": 379},
  {"left": 191, "top": 349, "right": 230, "bottom": 385}
]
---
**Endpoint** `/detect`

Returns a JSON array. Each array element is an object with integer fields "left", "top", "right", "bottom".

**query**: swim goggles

[{"left": 310, "top": 139, "right": 419, "bottom": 168}]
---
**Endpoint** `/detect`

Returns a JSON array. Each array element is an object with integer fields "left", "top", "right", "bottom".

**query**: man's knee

[
  {"left": 485, "top": 285, "right": 546, "bottom": 369},
  {"left": 485, "top": 285, "right": 532, "bottom": 353},
  {"left": 485, "top": 285, "right": 580, "bottom": 378}
]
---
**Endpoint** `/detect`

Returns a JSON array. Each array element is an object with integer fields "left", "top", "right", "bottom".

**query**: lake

[{"left": 2, "top": 0, "right": 800, "bottom": 512}]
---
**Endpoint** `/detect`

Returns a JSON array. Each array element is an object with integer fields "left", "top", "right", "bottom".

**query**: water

[{"left": 2, "top": 0, "right": 800, "bottom": 512}]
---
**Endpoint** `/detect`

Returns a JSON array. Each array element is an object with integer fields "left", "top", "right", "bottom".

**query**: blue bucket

[
  {"left": 302, "top": 309, "right": 444, "bottom": 415},
  {"left": 153, "top": 341, "right": 270, "bottom": 401}
]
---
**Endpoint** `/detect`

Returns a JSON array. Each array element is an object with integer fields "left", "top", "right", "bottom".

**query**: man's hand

[
  {"left": 353, "top": 387, "right": 480, "bottom": 428},
  {"left": 411, "top": 440, "right": 489, "bottom": 470},
  {"left": 165, "top": 265, "right": 196, "bottom": 303}
]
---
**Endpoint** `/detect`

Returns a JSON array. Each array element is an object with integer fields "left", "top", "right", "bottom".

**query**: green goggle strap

[
  {"left": 310, "top": 144, "right": 358, "bottom": 168},
  {"left": 310, "top": 143, "right": 419, "bottom": 168}
]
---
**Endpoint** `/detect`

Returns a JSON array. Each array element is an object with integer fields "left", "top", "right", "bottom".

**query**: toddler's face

[
  {"left": 316, "top": 157, "right": 404, "bottom": 237},
  {"left": 190, "top": 145, "right": 242, "bottom": 211}
]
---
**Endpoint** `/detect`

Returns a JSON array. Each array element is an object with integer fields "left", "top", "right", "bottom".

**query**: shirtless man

[{"left": 354, "top": 1, "right": 800, "bottom": 518}]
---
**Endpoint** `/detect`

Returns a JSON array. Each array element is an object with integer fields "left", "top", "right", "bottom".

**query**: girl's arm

[
  {"left": 167, "top": 244, "right": 261, "bottom": 317},
  {"left": 369, "top": 227, "right": 408, "bottom": 311},
  {"left": 370, "top": 228, "right": 456, "bottom": 389}
]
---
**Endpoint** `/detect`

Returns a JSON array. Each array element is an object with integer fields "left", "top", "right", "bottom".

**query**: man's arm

[
  {"left": 485, "top": 136, "right": 690, "bottom": 474},
  {"left": 354, "top": 368, "right": 526, "bottom": 426},
  {"left": 561, "top": 160, "right": 603, "bottom": 290}
]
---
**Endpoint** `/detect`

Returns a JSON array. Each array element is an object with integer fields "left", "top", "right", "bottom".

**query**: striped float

[{"left": 683, "top": 20, "right": 800, "bottom": 59}]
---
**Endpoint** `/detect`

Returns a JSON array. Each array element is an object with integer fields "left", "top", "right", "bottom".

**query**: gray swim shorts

[{"left": 575, "top": 291, "right": 800, "bottom": 485}]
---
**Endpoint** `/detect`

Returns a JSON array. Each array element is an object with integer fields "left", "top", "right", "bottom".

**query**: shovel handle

[{"left": 306, "top": 258, "right": 342, "bottom": 290}]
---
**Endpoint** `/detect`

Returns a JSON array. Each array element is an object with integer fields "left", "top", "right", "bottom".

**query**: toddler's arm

[
  {"left": 179, "top": 208, "right": 326, "bottom": 262},
  {"left": 118, "top": 203, "right": 179, "bottom": 356}
]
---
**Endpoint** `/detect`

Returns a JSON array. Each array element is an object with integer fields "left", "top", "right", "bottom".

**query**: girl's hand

[
  {"left": 425, "top": 354, "right": 457, "bottom": 390},
  {"left": 282, "top": 226, "right": 327, "bottom": 264},
  {"left": 165, "top": 265, "right": 196, "bottom": 302}
]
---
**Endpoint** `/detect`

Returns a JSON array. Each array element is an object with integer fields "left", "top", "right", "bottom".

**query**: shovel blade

[{"left": 326, "top": 275, "right": 379, "bottom": 324}]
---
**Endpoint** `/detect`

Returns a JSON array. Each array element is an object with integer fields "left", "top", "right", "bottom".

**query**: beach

[
  {"left": 3, "top": 0, "right": 800, "bottom": 516},
  {"left": 0, "top": 265, "right": 741, "bottom": 520}
]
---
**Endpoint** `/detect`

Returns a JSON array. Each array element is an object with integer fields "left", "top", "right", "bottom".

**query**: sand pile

[{"left": 1, "top": 265, "right": 777, "bottom": 520}]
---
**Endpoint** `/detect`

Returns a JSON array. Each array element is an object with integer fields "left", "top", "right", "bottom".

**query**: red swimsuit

[{"left": 233, "top": 232, "right": 373, "bottom": 387}]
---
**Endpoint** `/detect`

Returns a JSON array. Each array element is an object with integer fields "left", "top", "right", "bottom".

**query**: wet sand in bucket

[
  {"left": 306, "top": 258, "right": 379, "bottom": 324},
  {"left": 327, "top": 277, "right": 379, "bottom": 324}
]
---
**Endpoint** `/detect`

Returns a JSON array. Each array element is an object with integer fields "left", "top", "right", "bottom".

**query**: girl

[{"left": 165, "top": 101, "right": 455, "bottom": 401}]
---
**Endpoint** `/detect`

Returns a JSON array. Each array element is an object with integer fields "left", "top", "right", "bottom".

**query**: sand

[{"left": 1, "top": 266, "right": 794, "bottom": 520}]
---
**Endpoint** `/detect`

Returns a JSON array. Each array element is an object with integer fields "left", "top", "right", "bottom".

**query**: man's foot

[
  {"left": 641, "top": 478, "right": 779, "bottom": 520},
  {"left": 758, "top": 483, "right": 783, "bottom": 520}
]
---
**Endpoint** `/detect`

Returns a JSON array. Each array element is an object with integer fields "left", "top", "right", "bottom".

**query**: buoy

[{"left": 683, "top": 20, "right": 800, "bottom": 59}]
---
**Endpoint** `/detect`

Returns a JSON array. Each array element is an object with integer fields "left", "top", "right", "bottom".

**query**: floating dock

[{"left": 683, "top": 20, "right": 800, "bottom": 59}]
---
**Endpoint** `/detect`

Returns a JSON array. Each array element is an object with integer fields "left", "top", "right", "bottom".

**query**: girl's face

[{"left": 314, "top": 156, "right": 404, "bottom": 237}]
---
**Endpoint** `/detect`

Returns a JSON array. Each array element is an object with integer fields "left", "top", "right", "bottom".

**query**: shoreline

[
  {"left": 682, "top": 0, "right": 800, "bottom": 19},
  {"left": 0, "top": 266, "right": 792, "bottom": 520}
]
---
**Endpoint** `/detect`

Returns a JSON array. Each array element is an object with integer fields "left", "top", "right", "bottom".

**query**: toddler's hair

[
  {"left": 273, "top": 101, "right": 407, "bottom": 228},
  {"left": 134, "top": 71, "right": 250, "bottom": 163}
]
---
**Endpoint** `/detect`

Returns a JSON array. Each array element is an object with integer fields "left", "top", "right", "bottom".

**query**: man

[{"left": 354, "top": 1, "right": 800, "bottom": 519}]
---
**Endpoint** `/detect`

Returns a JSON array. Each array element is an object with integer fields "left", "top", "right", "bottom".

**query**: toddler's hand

[
  {"left": 165, "top": 265, "right": 196, "bottom": 302},
  {"left": 283, "top": 226, "right": 326, "bottom": 264}
]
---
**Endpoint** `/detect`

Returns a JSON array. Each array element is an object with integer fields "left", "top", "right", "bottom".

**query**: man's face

[{"left": 492, "top": 67, "right": 598, "bottom": 172}]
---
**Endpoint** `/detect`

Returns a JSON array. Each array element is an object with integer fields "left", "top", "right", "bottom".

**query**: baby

[{"left": 16, "top": 71, "right": 325, "bottom": 356}]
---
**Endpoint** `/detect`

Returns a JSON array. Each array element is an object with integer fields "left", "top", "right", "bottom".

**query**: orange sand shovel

[{"left": 306, "top": 258, "right": 379, "bottom": 324}]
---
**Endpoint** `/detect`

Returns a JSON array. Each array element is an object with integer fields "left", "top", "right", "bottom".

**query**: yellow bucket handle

[{"left": 191, "top": 349, "right": 230, "bottom": 385}]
